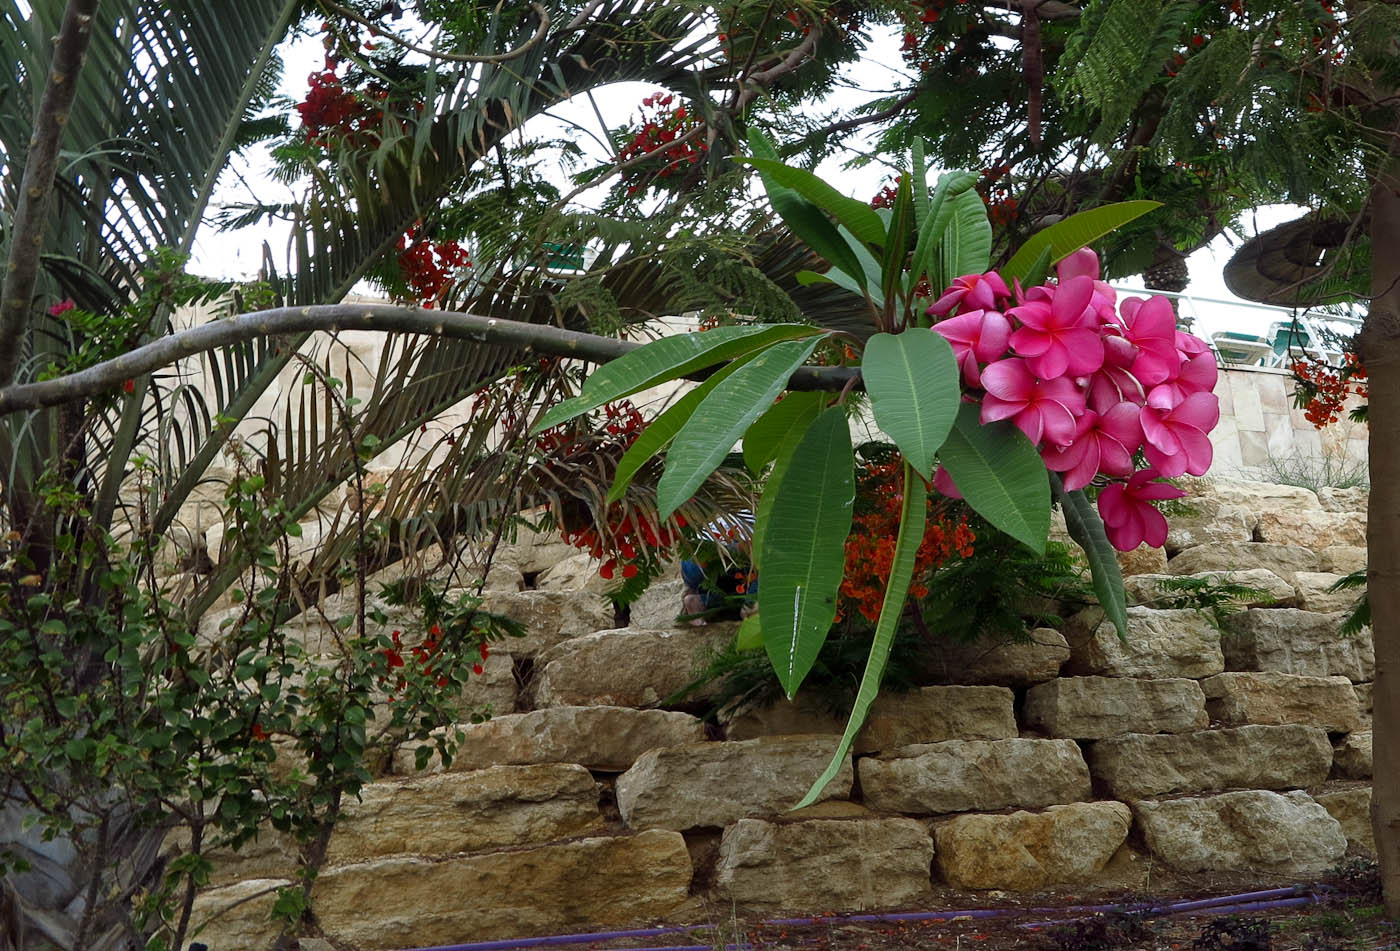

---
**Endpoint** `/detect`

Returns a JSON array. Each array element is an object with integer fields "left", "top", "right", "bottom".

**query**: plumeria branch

[
  {"left": 0, "top": 305, "right": 857, "bottom": 414},
  {"left": 0, "top": 0, "right": 100, "bottom": 389}
]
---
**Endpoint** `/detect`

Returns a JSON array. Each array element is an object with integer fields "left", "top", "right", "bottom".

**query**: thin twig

[{"left": 317, "top": 0, "right": 550, "bottom": 64}]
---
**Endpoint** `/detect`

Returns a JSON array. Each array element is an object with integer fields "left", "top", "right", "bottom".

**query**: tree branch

[
  {"left": 316, "top": 0, "right": 550, "bottom": 64},
  {"left": 0, "top": 0, "right": 100, "bottom": 388},
  {"left": 0, "top": 305, "right": 858, "bottom": 414},
  {"left": 806, "top": 89, "right": 920, "bottom": 139}
]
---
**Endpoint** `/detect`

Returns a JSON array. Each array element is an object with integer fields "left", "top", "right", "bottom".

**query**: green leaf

[
  {"left": 735, "top": 612, "right": 763, "bottom": 651},
  {"left": 908, "top": 170, "right": 979, "bottom": 296},
  {"left": 608, "top": 355, "right": 759, "bottom": 502},
  {"left": 861, "top": 331, "right": 960, "bottom": 479},
  {"left": 795, "top": 460, "right": 925, "bottom": 808},
  {"left": 881, "top": 175, "right": 915, "bottom": 307},
  {"left": 657, "top": 336, "right": 825, "bottom": 517},
  {"left": 910, "top": 141, "right": 930, "bottom": 229},
  {"left": 796, "top": 267, "right": 865, "bottom": 298},
  {"left": 739, "top": 157, "right": 886, "bottom": 248},
  {"left": 743, "top": 391, "right": 829, "bottom": 475},
  {"left": 532, "top": 325, "right": 819, "bottom": 433},
  {"left": 1001, "top": 201, "right": 1163, "bottom": 286},
  {"left": 939, "top": 402, "right": 1049, "bottom": 553},
  {"left": 757, "top": 408, "right": 855, "bottom": 697},
  {"left": 1054, "top": 477, "right": 1130, "bottom": 638},
  {"left": 936, "top": 188, "right": 993, "bottom": 291},
  {"left": 753, "top": 417, "right": 813, "bottom": 563},
  {"left": 1021, "top": 244, "right": 1055, "bottom": 289}
]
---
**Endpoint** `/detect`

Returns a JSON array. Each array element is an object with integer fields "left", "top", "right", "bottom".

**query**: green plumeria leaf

[
  {"left": 753, "top": 417, "right": 811, "bottom": 564},
  {"left": 1054, "top": 477, "right": 1130, "bottom": 638},
  {"left": 739, "top": 157, "right": 886, "bottom": 248},
  {"left": 1001, "top": 200, "right": 1163, "bottom": 286},
  {"left": 744, "top": 390, "right": 829, "bottom": 475},
  {"left": 936, "top": 187, "right": 993, "bottom": 291},
  {"left": 911, "top": 141, "right": 930, "bottom": 229},
  {"left": 909, "top": 170, "right": 979, "bottom": 296},
  {"left": 861, "top": 331, "right": 960, "bottom": 479},
  {"left": 607, "top": 355, "right": 759, "bottom": 502},
  {"left": 939, "top": 402, "right": 1049, "bottom": 553},
  {"left": 881, "top": 175, "right": 915, "bottom": 308},
  {"left": 758, "top": 407, "right": 855, "bottom": 698},
  {"left": 735, "top": 612, "right": 763, "bottom": 651},
  {"left": 533, "top": 325, "right": 820, "bottom": 433},
  {"left": 657, "top": 336, "right": 825, "bottom": 517},
  {"left": 795, "top": 460, "right": 925, "bottom": 808}
]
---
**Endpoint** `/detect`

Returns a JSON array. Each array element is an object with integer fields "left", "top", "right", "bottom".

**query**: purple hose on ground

[{"left": 395, "top": 924, "right": 718, "bottom": 951}]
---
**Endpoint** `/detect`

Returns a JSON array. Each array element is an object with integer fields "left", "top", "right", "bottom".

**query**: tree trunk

[{"left": 1361, "top": 159, "right": 1400, "bottom": 916}]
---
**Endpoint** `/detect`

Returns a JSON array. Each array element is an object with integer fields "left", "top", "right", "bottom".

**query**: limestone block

[
  {"left": 327, "top": 765, "right": 603, "bottom": 863},
  {"left": 165, "top": 826, "right": 298, "bottom": 887},
  {"left": 934, "top": 802, "right": 1131, "bottom": 890},
  {"left": 1333, "top": 732, "right": 1372, "bottom": 779},
  {"left": 717, "top": 818, "right": 934, "bottom": 910},
  {"left": 628, "top": 579, "right": 691, "bottom": 629},
  {"left": 1117, "top": 544, "right": 1168, "bottom": 577},
  {"left": 492, "top": 524, "right": 581, "bottom": 575},
  {"left": 478, "top": 590, "right": 615, "bottom": 656},
  {"left": 451, "top": 650, "right": 517, "bottom": 718},
  {"left": 395, "top": 706, "right": 706, "bottom": 773},
  {"left": 188, "top": 879, "right": 291, "bottom": 951},
  {"left": 1318, "top": 486, "right": 1368, "bottom": 513},
  {"left": 1320, "top": 546, "right": 1367, "bottom": 575},
  {"left": 1165, "top": 502, "right": 1254, "bottom": 551},
  {"left": 1201, "top": 672, "right": 1363, "bottom": 732},
  {"left": 916, "top": 629, "right": 1069, "bottom": 687},
  {"left": 1125, "top": 570, "right": 1296, "bottom": 609},
  {"left": 1167, "top": 543, "right": 1320, "bottom": 584},
  {"left": 535, "top": 552, "right": 610, "bottom": 593},
  {"left": 1222, "top": 609, "right": 1373, "bottom": 681},
  {"left": 316, "top": 830, "right": 692, "bottom": 947},
  {"left": 724, "top": 685, "right": 1016, "bottom": 752},
  {"left": 532, "top": 625, "right": 732, "bottom": 709},
  {"left": 616, "top": 735, "right": 853, "bottom": 831},
  {"left": 1023, "top": 677, "right": 1208, "bottom": 739},
  {"left": 1087, "top": 725, "right": 1333, "bottom": 800},
  {"left": 857, "top": 738, "right": 1090, "bottom": 815},
  {"left": 1064, "top": 607, "right": 1223, "bottom": 679},
  {"left": 1133, "top": 790, "right": 1345, "bottom": 874},
  {"left": 1198, "top": 478, "right": 1322, "bottom": 512},
  {"left": 1254, "top": 510, "right": 1366, "bottom": 549},
  {"left": 1293, "top": 572, "right": 1364, "bottom": 614},
  {"left": 1356, "top": 682, "right": 1374, "bottom": 713},
  {"left": 1315, "top": 786, "right": 1374, "bottom": 853}
]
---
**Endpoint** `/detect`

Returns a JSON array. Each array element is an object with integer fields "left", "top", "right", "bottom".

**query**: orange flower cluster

[
  {"left": 1290, "top": 351, "right": 1367, "bottom": 428},
  {"left": 838, "top": 459, "right": 975, "bottom": 623}
]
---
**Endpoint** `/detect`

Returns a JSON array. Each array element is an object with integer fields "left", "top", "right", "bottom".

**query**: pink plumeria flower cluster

[{"left": 929, "top": 249, "right": 1216, "bottom": 551}]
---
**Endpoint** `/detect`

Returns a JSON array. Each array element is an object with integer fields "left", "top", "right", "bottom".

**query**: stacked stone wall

[{"left": 188, "top": 478, "right": 1374, "bottom": 950}]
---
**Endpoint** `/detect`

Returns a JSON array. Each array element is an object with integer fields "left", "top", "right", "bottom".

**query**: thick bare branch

[
  {"left": 0, "top": 0, "right": 101, "bottom": 388},
  {"left": 0, "top": 304, "right": 857, "bottom": 414}
]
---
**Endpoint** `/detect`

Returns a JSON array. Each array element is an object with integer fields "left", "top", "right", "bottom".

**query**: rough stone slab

[
  {"left": 1087, "top": 725, "right": 1333, "bottom": 800},
  {"left": 915, "top": 629, "right": 1069, "bottom": 687},
  {"left": 491, "top": 523, "right": 583, "bottom": 575},
  {"left": 532, "top": 626, "right": 733, "bottom": 709},
  {"left": 1202, "top": 672, "right": 1364, "bottom": 732},
  {"left": 1254, "top": 510, "right": 1366, "bottom": 550},
  {"left": 717, "top": 818, "right": 934, "bottom": 910},
  {"left": 394, "top": 706, "right": 707, "bottom": 774},
  {"left": 724, "top": 685, "right": 1016, "bottom": 752},
  {"left": 1316, "top": 786, "right": 1374, "bottom": 853},
  {"left": 1320, "top": 546, "right": 1367, "bottom": 575},
  {"left": 316, "top": 830, "right": 692, "bottom": 947},
  {"left": 1167, "top": 543, "right": 1320, "bottom": 584},
  {"left": 1165, "top": 502, "right": 1254, "bottom": 551},
  {"left": 1125, "top": 570, "right": 1296, "bottom": 609},
  {"left": 1023, "top": 677, "right": 1208, "bottom": 739},
  {"left": 616, "top": 735, "right": 853, "bottom": 831},
  {"left": 1293, "top": 572, "right": 1365, "bottom": 614},
  {"left": 1223, "top": 609, "right": 1374, "bottom": 681},
  {"left": 1133, "top": 790, "right": 1345, "bottom": 874},
  {"left": 934, "top": 802, "right": 1131, "bottom": 890},
  {"left": 164, "top": 826, "right": 297, "bottom": 887},
  {"left": 478, "top": 590, "right": 615, "bottom": 657},
  {"left": 1117, "top": 544, "right": 1168, "bottom": 577},
  {"left": 1318, "top": 486, "right": 1368, "bottom": 513},
  {"left": 1333, "top": 732, "right": 1372, "bottom": 779},
  {"left": 452, "top": 650, "right": 517, "bottom": 718},
  {"left": 535, "top": 551, "right": 611, "bottom": 592},
  {"left": 628, "top": 579, "right": 690, "bottom": 629},
  {"left": 858, "top": 738, "right": 1090, "bottom": 815},
  {"left": 188, "top": 879, "right": 292, "bottom": 950},
  {"left": 1197, "top": 478, "right": 1323, "bottom": 512},
  {"left": 1064, "top": 607, "right": 1223, "bottom": 679},
  {"left": 327, "top": 765, "right": 603, "bottom": 863},
  {"left": 1356, "top": 682, "right": 1374, "bottom": 713}
]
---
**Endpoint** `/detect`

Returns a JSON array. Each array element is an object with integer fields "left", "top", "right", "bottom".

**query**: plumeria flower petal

[{"left": 1097, "top": 468, "right": 1186, "bottom": 551}]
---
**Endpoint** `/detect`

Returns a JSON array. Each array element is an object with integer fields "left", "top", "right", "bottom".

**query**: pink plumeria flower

[
  {"left": 1055, "top": 248, "right": 1117, "bottom": 321},
  {"left": 48, "top": 298, "right": 75, "bottom": 317},
  {"left": 1097, "top": 467, "right": 1186, "bottom": 551},
  {"left": 1007, "top": 275, "right": 1105, "bottom": 379},
  {"left": 1141, "top": 390, "right": 1220, "bottom": 477},
  {"left": 1118, "top": 295, "right": 1180, "bottom": 386},
  {"left": 933, "top": 309, "right": 1011, "bottom": 386},
  {"left": 1042, "top": 402, "right": 1144, "bottom": 491},
  {"left": 933, "top": 465, "right": 963, "bottom": 499},
  {"left": 927, "top": 271, "right": 1011, "bottom": 317},
  {"left": 980, "top": 357, "right": 1085, "bottom": 448},
  {"left": 1085, "top": 333, "right": 1146, "bottom": 413},
  {"left": 1145, "top": 349, "right": 1219, "bottom": 409}
]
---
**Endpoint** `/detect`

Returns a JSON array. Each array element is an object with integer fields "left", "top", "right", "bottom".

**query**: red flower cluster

[
  {"left": 1291, "top": 351, "right": 1367, "bottom": 428},
  {"left": 395, "top": 225, "right": 471, "bottom": 306},
  {"left": 296, "top": 69, "right": 388, "bottom": 150},
  {"left": 378, "top": 624, "right": 488, "bottom": 699},
  {"left": 618, "top": 92, "right": 707, "bottom": 195},
  {"left": 839, "top": 459, "right": 974, "bottom": 623}
]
